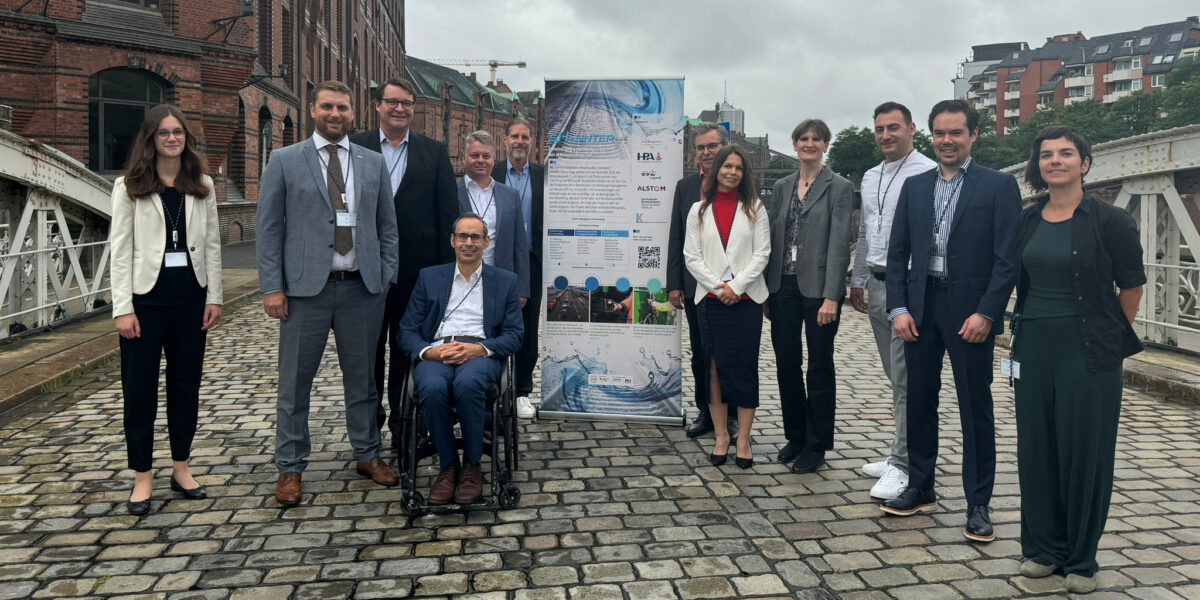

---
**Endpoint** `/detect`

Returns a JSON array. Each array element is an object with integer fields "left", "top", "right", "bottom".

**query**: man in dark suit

[
  {"left": 459, "top": 130, "right": 529, "bottom": 301},
  {"left": 491, "top": 118, "right": 542, "bottom": 418},
  {"left": 256, "top": 80, "right": 400, "bottom": 506},
  {"left": 398, "top": 213, "right": 523, "bottom": 505},
  {"left": 349, "top": 78, "right": 460, "bottom": 447},
  {"left": 881, "top": 99, "right": 1020, "bottom": 544},
  {"left": 667, "top": 123, "right": 736, "bottom": 438}
]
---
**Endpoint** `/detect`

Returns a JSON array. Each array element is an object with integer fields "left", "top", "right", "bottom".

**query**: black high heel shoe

[
  {"left": 735, "top": 456, "right": 754, "bottom": 469},
  {"left": 709, "top": 452, "right": 728, "bottom": 467},
  {"left": 170, "top": 476, "right": 207, "bottom": 500}
]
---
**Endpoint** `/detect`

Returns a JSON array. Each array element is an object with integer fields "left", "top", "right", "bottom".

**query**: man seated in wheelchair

[{"left": 398, "top": 212, "right": 524, "bottom": 504}]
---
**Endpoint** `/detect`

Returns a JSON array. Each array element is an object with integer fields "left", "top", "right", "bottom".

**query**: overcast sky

[{"left": 407, "top": 1, "right": 1198, "bottom": 154}]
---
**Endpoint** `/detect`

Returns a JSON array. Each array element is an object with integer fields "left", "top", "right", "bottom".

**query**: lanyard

[
  {"left": 469, "top": 183, "right": 494, "bottom": 218},
  {"left": 932, "top": 173, "right": 965, "bottom": 247},
  {"left": 437, "top": 273, "right": 483, "bottom": 336},
  {"left": 386, "top": 140, "right": 407, "bottom": 177},
  {"left": 510, "top": 167, "right": 530, "bottom": 200},
  {"left": 875, "top": 151, "right": 911, "bottom": 233},
  {"left": 316, "top": 146, "right": 353, "bottom": 195},
  {"left": 162, "top": 191, "right": 185, "bottom": 250}
]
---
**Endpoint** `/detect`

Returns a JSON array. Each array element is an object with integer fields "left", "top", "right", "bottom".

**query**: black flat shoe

[
  {"left": 735, "top": 456, "right": 754, "bottom": 469},
  {"left": 127, "top": 494, "right": 151, "bottom": 516},
  {"left": 170, "top": 477, "right": 207, "bottom": 500},
  {"left": 709, "top": 452, "right": 727, "bottom": 467}
]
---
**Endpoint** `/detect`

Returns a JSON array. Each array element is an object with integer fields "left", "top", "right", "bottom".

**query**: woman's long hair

[
  {"left": 699, "top": 144, "right": 758, "bottom": 224},
  {"left": 123, "top": 104, "right": 210, "bottom": 199}
]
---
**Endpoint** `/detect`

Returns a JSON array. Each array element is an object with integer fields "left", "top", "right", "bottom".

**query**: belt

[
  {"left": 328, "top": 270, "right": 362, "bottom": 281},
  {"left": 871, "top": 271, "right": 886, "bottom": 282},
  {"left": 926, "top": 277, "right": 952, "bottom": 290},
  {"left": 437, "top": 335, "right": 484, "bottom": 344}
]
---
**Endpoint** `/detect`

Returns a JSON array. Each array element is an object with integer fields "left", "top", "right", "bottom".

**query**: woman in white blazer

[
  {"left": 683, "top": 144, "right": 771, "bottom": 469},
  {"left": 109, "top": 104, "right": 222, "bottom": 515}
]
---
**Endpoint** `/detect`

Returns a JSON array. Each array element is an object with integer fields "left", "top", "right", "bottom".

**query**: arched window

[
  {"left": 258, "top": 106, "right": 273, "bottom": 176},
  {"left": 87, "top": 68, "right": 168, "bottom": 171},
  {"left": 282, "top": 116, "right": 295, "bottom": 146}
]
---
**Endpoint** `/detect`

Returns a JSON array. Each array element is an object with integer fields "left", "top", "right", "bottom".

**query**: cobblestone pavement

[{"left": 1, "top": 300, "right": 1198, "bottom": 600}]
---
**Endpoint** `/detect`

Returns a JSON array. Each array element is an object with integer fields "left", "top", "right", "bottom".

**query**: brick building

[
  {"left": 0, "top": 0, "right": 405, "bottom": 243},
  {"left": 960, "top": 17, "right": 1200, "bottom": 136}
]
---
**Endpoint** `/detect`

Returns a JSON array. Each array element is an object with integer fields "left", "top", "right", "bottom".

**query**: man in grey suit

[
  {"left": 256, "top": 80, "right": 401, "bottom": 507},
  {"left": 764, "top": 119, "right": 856, "bottom": 474},
  {"left": 457, "top": 130, "right": 530, "bottom": 303}
]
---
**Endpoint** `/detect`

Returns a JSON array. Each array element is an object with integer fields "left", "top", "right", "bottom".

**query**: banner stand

[{"left": 536, "top": 411, "right": 685, "bottom": 426}]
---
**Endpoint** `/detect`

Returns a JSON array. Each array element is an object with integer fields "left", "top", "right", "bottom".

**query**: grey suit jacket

[
  {"left": 256, "top": 137, "right": 400, "bottom": 297},
  {"left": 764, "top": 166, "right": 855, "bottom": 301},
  {"left": 456, "top": 179, "right": 530, "bottom": 299}
]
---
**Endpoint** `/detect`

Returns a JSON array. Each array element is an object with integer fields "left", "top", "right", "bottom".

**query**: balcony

[
  {"left": 1064, "top": 75, "right": 1091, "bottom": 88},
  {"left": 1004, "top": 90, "right": 1021, "bottom": 100},
  {"left": 1004, "top": 107, "right": 1020, "bottom": 118},
  {"left": 967, "top": 89, "right": 978, "bottom": 99},
  {"left": 1064, "top": 96, "right": 1091, "bottom": 106},
  {"left": 981, "top": 96, "right": 996, "bottom": 107},
  {"left": 1103, "top": 89, "right": 1132, "bottom": 103},
  {"left": 983, "top": 80, "right": 996, "bottom": 90},
  {"left": 1103, "top": 67, "right": 1142, "bottom": 83},
  {"left": 1003, "top": 126, "right": 1016, "bottom": 135}
]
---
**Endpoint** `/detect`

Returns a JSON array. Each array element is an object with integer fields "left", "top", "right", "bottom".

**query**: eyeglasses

[
  {"left": 694, "top": 142, "right": 723, "bottom": 153},
  {"left": 453, "top": 233, "right": 485, "bottom": 243},
  {"left": 380, "top": 98, "right": 415, "bottom": 110},
  {"left": 156, "top": 129, "right": 186, "bottom": 140}
]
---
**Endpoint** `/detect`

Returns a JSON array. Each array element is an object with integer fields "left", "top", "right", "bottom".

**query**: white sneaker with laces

[
  {"left": 869, "top": 466, "right": 908, "bottom": 500},
  {"left": 862, "top": 460, "right": 890, "bottom": 478},
  {"left": 516, "top": 396, "right": 536, "bottom": 419}
]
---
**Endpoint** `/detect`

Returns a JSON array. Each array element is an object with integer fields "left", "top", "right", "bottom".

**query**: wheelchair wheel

[
  {"left": 498, "top": 485, "right": 521, "bottom": 509},
  {"left": 401, "top": 491, "right": 426, "bottom": 517}
]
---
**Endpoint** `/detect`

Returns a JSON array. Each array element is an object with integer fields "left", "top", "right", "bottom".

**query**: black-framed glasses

[
  {"left": 381, "top": 98, "right": 415, "bottom": 110},
  {"left": 694, "top": 142, "right": 722, "bottom": 153},
  {"left": 453, "top": 233, "right": 485, "bottom": 243}
]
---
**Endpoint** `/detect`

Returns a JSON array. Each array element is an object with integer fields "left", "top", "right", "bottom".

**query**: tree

[
  {"left": 913, "top": 130, "right": 934, "bottom": 159},
  {"left": 1108, "top": 92, "right": 1160, "bottom": 138},
  {"left": 827, "top": 126, "right": 883, "bottom": 185},
  {"left": 1166, "top": 59, "right": 1200, "bottom": 88},
  {"left": 1156, "top": 77, "right": 1200, "bottom": 130},
  {"left": 1058, "top": 99, "right": 1123, "bottom": 143}
]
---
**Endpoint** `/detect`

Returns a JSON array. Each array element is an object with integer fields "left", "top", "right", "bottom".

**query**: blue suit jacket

[
  {"left": 457, "top": 179, "right": 530, "bottom": 299},
  {"left": 397, "top": 263, "right": 525, "bottom": 362},
  {"left": 885, "top": 161, "right": 1021, "bottom": 336}
]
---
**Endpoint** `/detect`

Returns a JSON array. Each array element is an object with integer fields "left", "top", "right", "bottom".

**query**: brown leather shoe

[
  {"left": 428, "top": 464, "right": 459, "bottom": 505},
  {"left": 455, "top": 462, "right": 483, "bottom": 504},
  {"left": 275, "top": 472, "right": 302, "bottom": 507},
  {"left": 355, "top": 457, "right": 398, "bottom": 487}
]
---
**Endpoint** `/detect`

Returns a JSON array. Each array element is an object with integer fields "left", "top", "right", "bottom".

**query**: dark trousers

[
  {"left": 770, "top": 284, "right": 841, "bottom": 452},
  {"left": 414, "top": 356, "right": 503, "bottom": 468},
  {"left": 905, "top": 284, "right": 996, "bottom": 505},
  {"left": 375, "top": 278, "right": 417, "bottom": 442},
  {"left": 683, "top": 297, "right": 709, "bottom": 415},
  {"left": 1016, "top": 315, "right": 1122, "bottom": 577},
  {"left": 515, "top": 256, "right": 542, "bottom": 396},
  {"left": 120, "top": 299, "right": 207, "bottom": 472}
]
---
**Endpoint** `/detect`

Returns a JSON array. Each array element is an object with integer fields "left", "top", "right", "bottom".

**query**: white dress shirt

[
  {"left": 379, "top": 129, "right": 409, "bottom": 195},
  {"left": 464, "top": 177, "right": 497, "bottom": 266},
  {"left": 851, "top": 150, "right": 936, "bottom": 288},
  {"left": 420, "top": 262, "right": 491, "bottom": 359},
  {"left": 311, "top": 132, "right": 358, "bottom": 272}
]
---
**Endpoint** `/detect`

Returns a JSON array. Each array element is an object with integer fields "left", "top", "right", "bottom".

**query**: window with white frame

[
  {"left": 1133, "top": 57, "right": 1142, "bottom": 69},
  {"left": 1132, "top": 80, "right": 1142, "bottom": 92},
  {"left": 1084, "top": 64, "right": 1094, "bottom": 76},
  {"left": 1151, "top": 74, "right": 1166, "bottom": 87}
]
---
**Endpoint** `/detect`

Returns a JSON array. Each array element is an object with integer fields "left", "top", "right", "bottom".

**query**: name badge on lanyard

[
  {"left": 336, "top": 207, "right": 356, "bottom": 227},
  {"left": 164, "top": 251, "right": 188, "bottom": 268},
  {"left": 928, "top": 256, "right": 945, "bottom": 273},
  {"left": 870, "top": 233, "right": 886, "bottom": 248}
]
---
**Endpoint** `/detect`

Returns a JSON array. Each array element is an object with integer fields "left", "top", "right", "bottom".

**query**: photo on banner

[{"left": 538, "top": 78, "right": 685, "bottom": 424}]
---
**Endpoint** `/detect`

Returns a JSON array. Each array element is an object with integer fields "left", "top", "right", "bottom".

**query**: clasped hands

[{"left": 424, "top": 341, "right": 487, "bottom": 365}]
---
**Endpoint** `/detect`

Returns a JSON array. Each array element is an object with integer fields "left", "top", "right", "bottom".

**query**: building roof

[{"left": 404, "top": 55, "right": 515, "bottom": 113}]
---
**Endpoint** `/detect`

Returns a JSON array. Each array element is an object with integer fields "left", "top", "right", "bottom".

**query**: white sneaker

[
  {"left": 515, "top": 396, "right": 536, "bottom": 419},
  {"left": 869, "top": 466, "right": 909, "bottom": 500},
  {"left": 862, "top": 460, "right": 890, "bottom": 478}
]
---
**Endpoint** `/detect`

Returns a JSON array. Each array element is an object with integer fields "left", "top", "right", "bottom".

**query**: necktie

[{"left": 325, "top": 146, "right": 353, "bottom": 255}]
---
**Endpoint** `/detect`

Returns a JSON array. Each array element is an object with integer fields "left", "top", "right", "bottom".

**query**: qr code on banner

[{"left": 637, "top": 246, "right": 661, "bottom": 269}]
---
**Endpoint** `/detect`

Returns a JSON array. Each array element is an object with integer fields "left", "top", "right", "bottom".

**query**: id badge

[
  {"left": 928, "top": 256, "right": 945, "bottom": 274},
  {"left": 164, "top": 251, "right": 188, "bottom": 268},
  {"left": 721, "top": 267, "right": 734, "bottom": 282},
  {"left": 870, "top": 233, "right": 886, "bottom": 248},
  {"left": 1001, "top": 358, "right": 1021, "bottom": 379},
  {"left": 789, "top": 246, "right": 798, "bottom": 262},
  {"left": 336, "top": 210, "right": 356, "bottom": 227}
]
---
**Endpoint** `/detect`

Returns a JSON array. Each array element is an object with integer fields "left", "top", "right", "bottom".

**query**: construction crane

[{"left": 428, "top": 59, "right": 527, "bottom": 86}]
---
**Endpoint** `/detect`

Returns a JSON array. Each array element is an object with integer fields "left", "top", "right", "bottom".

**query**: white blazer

[
  {"left": 109, "top": 175, "right": 223, "bottom": 317},
  {"left": 683, "top": 197, "right": 771, "bottom": 305}
]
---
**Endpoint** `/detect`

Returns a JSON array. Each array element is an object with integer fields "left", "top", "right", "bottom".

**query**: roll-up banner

[{"left": 538, "top": 78, "right": 686, "bottom": 425}]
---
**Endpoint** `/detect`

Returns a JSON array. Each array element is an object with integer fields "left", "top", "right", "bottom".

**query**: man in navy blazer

[
  {"left": 398, "top": 213, "right": 524, "bottom": 505},
  {"left": 458, "top": 130, "right": 530, "bottom": 300},
  {"left": 882, "top": 100, "right": 1020, "bottom": 544},
  {"left": 349, "top": 78, "right": 460, "bottom": 446}
]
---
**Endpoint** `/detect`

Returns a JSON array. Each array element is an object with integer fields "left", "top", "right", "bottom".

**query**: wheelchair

[{"left": 396, "top": 355, "right": 521, "bottom": 516}]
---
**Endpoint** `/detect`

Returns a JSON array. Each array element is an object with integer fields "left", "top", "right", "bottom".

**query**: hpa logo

[{"left": 636, "top": 152, "right": 663, "bottom": 162}]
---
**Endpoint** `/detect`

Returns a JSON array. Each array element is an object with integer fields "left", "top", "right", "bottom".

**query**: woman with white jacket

[
  {"left": 109, "top": 104, "right": 223, "bottom": 515},
  {"left": 684, "top": 144, "right": 771, "bottom": 468}
]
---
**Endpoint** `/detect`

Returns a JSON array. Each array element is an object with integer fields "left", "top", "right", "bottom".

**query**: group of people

[
  {"left": 668, "top": 99, "right": 1144, "bottom": 593},
  {"left": 109, "top": 79, "right": 1144, "bottom": 592}
]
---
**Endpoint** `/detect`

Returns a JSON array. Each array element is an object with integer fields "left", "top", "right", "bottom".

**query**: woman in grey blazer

[
  {"left": 764, "top": 119, "right": 855, "bottom": 474},
  {"left": 109, "top": 105, "right": 222, "bottom": 515}
]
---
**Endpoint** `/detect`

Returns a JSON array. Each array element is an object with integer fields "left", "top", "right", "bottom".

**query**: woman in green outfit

[{"left": 1014, "top": 127, "right": 1145, "bottom": 594}]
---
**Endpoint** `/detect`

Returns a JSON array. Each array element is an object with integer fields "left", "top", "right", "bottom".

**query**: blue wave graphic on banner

[{"left": 541, "top": 348, "right": 683, "bottom": 417}]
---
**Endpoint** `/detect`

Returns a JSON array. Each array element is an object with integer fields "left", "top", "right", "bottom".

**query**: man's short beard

[{"left": 509, "top": 148, "right": 529, "bottom": 162}]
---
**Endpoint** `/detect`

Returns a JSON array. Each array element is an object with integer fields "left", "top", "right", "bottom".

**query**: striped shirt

[{"left": 929, "top": 157, "right": 972, "bottom": 278}]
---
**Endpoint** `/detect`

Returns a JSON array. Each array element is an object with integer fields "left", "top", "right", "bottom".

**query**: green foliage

[
  {"left": 827, "top": 126, "right": 883, "bottom": 185},
  {"left": 913, "top": 130, "right": 934, "bottom": 159},
  {"left": 1109, "top": 92, "right": 1161, "bottom": 138},
  {"left": 1166, "top": 60, "right": 1200, "bottom": 88}
]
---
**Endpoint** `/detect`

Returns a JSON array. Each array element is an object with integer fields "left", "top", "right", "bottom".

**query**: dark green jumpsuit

[{"left": 1014, "top": 217, "right": 1123, "bottom": 577}]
